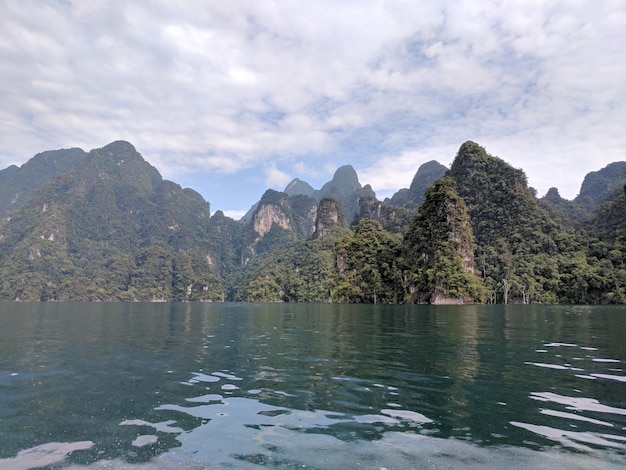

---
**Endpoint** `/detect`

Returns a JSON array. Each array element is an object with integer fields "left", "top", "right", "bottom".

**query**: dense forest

[{"left": 0, "top": 140, "right": 624, "bottom": 304}]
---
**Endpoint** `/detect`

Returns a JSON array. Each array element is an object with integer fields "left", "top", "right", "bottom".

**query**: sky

[{"left": 1, "top": 0, "right": 624, "bottom": 219}]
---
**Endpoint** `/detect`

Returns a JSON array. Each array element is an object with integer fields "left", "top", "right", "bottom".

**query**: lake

[{"left": 0, "top": 303, "right": 624, "bottom": 469}]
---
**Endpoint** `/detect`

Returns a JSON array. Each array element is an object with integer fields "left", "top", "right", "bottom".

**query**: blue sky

[{"left": 1, "top": 0, "right": 624, "bottom": 218}]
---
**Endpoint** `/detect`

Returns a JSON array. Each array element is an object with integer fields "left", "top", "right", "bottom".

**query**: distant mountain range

[{"left": 0, "top": 140, "right": 623, "bottom": 303}]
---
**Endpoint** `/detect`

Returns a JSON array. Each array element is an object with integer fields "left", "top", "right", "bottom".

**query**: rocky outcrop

[
  {"left": 314, "top": 198, "right": 345, "bottom": 238},
  {"left": 253, "top": 199, "right": 291, "bottom": 238}
]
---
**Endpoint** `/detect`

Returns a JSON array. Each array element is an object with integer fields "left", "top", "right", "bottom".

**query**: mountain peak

[
  {"left": 544, "top": 187, "right": 563, "bottom": 202},
  {"left": 454, "top": 141, "right": 490, "bottom": 168},
  {"left": 332, "top": 165, "right": 359, "bottom": 188},
  {"left": 284, "top": 178, "right": 315, "bottom": 197},
  {"left": 100, "top": 140, "right": 138, "bottom": 155}
]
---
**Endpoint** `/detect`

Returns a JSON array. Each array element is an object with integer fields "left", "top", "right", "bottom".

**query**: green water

[{"left": 0, "top": 303, "right": 624, "bottom": 469}]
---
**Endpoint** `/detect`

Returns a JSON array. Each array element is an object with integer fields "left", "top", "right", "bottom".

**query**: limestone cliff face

[
  {"left": 253, "top": 202, "right": 291, "bottom": 237},
  {"left": 250, "top": 190, "right": 320, "bottom": 242},
  {"left": 314, "top": 198, "right": 345, "bottom": 238}
]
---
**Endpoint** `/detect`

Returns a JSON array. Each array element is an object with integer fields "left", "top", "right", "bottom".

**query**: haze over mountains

[{"left": 0, "top": 140, "right": 623, "bottom": 303}]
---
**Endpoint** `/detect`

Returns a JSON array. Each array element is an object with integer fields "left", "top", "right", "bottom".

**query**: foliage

[
  {"left": 0, "top": 140, "right": 623, "bottom": 305},
  {"left": 402, "top": 177, "right": 485, "bottom": 303}
]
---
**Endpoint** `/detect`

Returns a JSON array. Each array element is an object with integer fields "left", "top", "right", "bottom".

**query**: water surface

[{"left": 0, "top": 303, "right": 624, "bottom": 468}]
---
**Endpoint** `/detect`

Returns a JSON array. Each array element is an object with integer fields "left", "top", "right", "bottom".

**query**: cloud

[
  {"left": 0, "top": 0, "right": 624, "bottom": 208},
  {"left": 264, "top": 164, "right": 291, "bottom": 189},
  {"left": 358, "top": 145, "right": 456, "bottom": 200}
]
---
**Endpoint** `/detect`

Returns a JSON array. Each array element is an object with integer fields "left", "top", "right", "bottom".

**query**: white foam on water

[
  {"left": 51, "top": 394, "right": 625, "bottom": 470},
  {"left": 510, "top": 421, "right": 626, "bottom": 452},
  {"left": 0, "top": 441, "right": 93, "bottom": 470},
  {"left": 212, "top": 371, "right": 243, "bottom": 380},
  {"left": 188, "top": 372, "right": 220, "bottom": 383},
  {"left": 525, "top": 362, "right": 570, "bottom": 370},
  {"left": 381, "top": 409, "right": 433, "bottom": 424},
  {"left": 120, "top": 419, "right": 184, "bottom": 434},
  {"left": 63, "top": 431, "right": 626, "bottom": 470},
  {"left": 540, "top": 408, "right": 614, "bottom": 427},
  {"left": 530, "top": 392, "right": 626, "bottom": 415},
  {"left": 353, "top": 413, "right": 399, "bottom": 424},
  {"left": 592, "top": 358, "right": 621, "bottom": 363},
  {"left": 131, "top": 435, "right": 158, "bottom": 447},
  {"left": 185, "top": 393, "right": 223, "bottom": 403},
  {"left": 591, "top": 374, "right": 626, "bottom": 383}
]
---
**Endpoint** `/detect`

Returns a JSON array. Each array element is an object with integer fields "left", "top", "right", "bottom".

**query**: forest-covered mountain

[
  {"left": 0, "top": 147, "right": 86, "bottom": 217},
  {"left": 0, "top": 140, "right": 623, "bottom": 303}
]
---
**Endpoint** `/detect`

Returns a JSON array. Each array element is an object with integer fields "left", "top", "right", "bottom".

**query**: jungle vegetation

[{"left": 0, "top": 140, "right": 623, "bottom": 304}]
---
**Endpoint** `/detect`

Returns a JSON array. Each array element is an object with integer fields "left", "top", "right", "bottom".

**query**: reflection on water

[{"left": 0, "top": 303, "right": 624, "bottom": 469}]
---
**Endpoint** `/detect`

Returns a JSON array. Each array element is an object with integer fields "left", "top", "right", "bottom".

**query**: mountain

[
  {"left": 316, "top": 165, "right": 375, "bottom": 223},
  {"left": 242, "top": 189, "right": 318, "bottom": 262},
  {"left": 576, "top": 162, "right": 626, "bottom": 210},
  {"left": 402, "top": 177, "right": 484, "bottom": 304},
  {"left": 0, "top": 141, "right": 223, "bottom": 301},
  {"left": 244, "top": 165, "right": 375, "bottom": 225},
  {"left": 0, "top": 139, "right": 623, "bottom": 304},
  {"left": 385, "top": 160, "right": 448, "bottom": 210},
  {"left": 354, "top": 196, "right": 413, "bottom": 236},
  {"left": 447, "top": 142, "right": 625, "bottom": 304},
  {"left": 0, "top": 147, "right": 86, "bottom": 217},
  {"left": 588, "top": 183, "right": 626, "bottom": 237},
  {"left": 540, "top": 162, "right": 626, "bottom": 227},
  {"left": 284, "top": 178, "right": 315, "bottom": 197}
]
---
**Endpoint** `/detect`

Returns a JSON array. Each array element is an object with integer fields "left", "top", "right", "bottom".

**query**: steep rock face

[
  {"left": 253, "top": 192, "right": 292, "bottom": 238},
  {"left": 242, "top": 190, "right": 297, "bottom": 261},
  {"left": 386, "top": 160, "right": 447, "bottom": 210},
  {"left": 245, "top": 165, "right": 375, "bottom": 226},
  {"left": 303, "top": 165, "right": 374, "bottom": 224},
  {"left": 289, "top": 194, "right": 318, "bottom": 238},
  {"left": 249, "top": 190, "right": 318, "bottom": 239},
  {"left": 314, "top": 198, "right": 346, "bottom": 238}
]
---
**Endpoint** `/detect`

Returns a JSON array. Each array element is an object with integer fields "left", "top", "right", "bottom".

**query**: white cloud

[
  {"left": 264, "top": 164, "right": 291, "bottom": 189},
  {"left": 0, "top": 0, "right": 624, "bottom": 210},
  {"left": 358, "top": 145, "right": 455, "bottom": 200}
]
